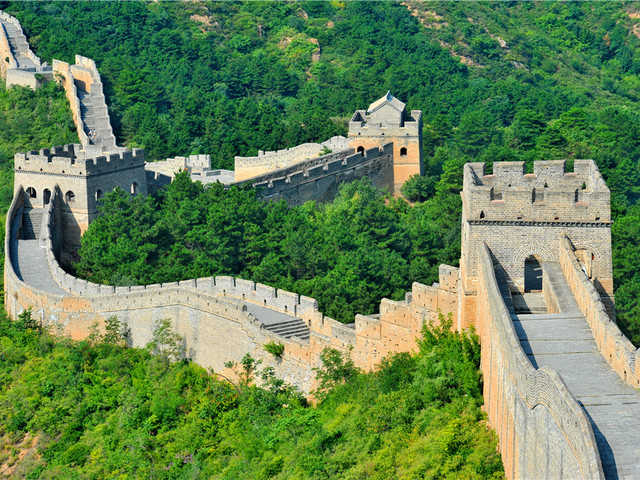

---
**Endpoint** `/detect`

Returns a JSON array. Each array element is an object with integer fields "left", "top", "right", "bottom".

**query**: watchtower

[
  {"left": 348, "top": 92, "right": 423, "bottom": 193},
  {"left": 460, "top": 160, "right": 613, "bottom": 325},
  {"left": 14, "top": 144, "right": 147, "bottom": 248}
]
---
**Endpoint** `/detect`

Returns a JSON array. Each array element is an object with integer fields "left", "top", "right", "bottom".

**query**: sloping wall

[{"left": 477, "top": 243, "right": 603, "bottom": 479}]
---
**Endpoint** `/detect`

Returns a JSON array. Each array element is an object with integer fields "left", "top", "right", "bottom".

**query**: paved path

[
  {"left": 12, "top": 237, "right": 67, "bottom": 296},
  {"left": 512, "top": 262, "right": 640, "bottom": 480}
]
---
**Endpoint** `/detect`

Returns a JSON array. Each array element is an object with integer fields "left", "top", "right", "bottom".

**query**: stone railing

[
  {"left": 559, "top": 235, "right": 640, "bottom": 388},
  {"left": 478, "top": 243, "right": 603, "bottom": 479}
]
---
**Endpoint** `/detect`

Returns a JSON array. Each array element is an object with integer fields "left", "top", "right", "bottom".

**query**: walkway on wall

[
  {"left": 11, "top": 208, "right": 67, "bottom": 296},
  {"left": 512, "top": 262, "right": 640, "bottom": 480},
  {"left": 10, "top": 208, "right": 312, "bottom": 340}
]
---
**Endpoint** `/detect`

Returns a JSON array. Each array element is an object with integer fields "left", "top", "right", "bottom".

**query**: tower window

[
  {"left": 95, "top": 189, "right": 103, "bottom": 201},
  {"left": 131, "top": 182, "right": 138, "bottom": 195},
  {"left": 65, "top": 191, "right": 76, "bottom": 203},
  {"left": 25, "top": 187, "right": 36, "bottom": 199},
  {"left": 357, "top": 146, "right": 365, "bottom": 154},
  {"left": 400, "top": 147, "right": 407, "bottom": 157}
]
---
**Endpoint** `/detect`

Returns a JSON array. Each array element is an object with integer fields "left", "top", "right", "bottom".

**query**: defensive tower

[
  {"left": 348, "top": 91, "right": 423, "bottom": 193},
  {"left": 460, "top": 159, "right": 613, "bottom": 325},
  {"left": 14, "top": 144, "right": 147, "bottom": 249}
]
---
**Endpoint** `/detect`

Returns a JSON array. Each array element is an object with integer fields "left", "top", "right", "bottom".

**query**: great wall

[{"left": 2, "top": 10, "right": 640, "bottom": 480}]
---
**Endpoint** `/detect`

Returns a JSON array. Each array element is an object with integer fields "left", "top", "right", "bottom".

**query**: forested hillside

[
  {"left": 10, "top": 1, "right": 639, "bottom": 340},
  {"left": 0, "top": 311, "right": 502, "bottom": 479}
]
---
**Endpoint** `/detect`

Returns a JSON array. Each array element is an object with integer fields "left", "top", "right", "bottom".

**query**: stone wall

[
  {"left": 0, "top": 22, "right": 18, "bottom": 75},
  {"left": 234, "top": 136, "right": 349, "bottom": 181},
  {"left": 52, "top": 60, "right": 90, "bottom": 147},
  {"left": 251, "top": 144, "right": 394, "bottom": 206},
  {"left": 477, "top": 243, "right": 604, "bottom": 479},
  {"left": 5, "top": 186, "right": 459, "bottom": 395},
  {"left": 558, "top": 235, "right": 640, "bottom": 389}
]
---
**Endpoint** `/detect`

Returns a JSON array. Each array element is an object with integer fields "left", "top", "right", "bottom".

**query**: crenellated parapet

[
  {"left": 15, "top": 144, "right": 145, "bottom": 177},
  {"left": 463, "top": 160, "right": 610, "bottom": 224},
  {"left": 234, "top": 136, "right": 350, "bottom": 182},
  {"left": 252, "top": 143, "right": 394, "bottom": 205},
  {"left": 460, "top": 159, "right": 613, "bottom": 304}
]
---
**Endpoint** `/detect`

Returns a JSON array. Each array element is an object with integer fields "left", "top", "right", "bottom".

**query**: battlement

[
  {"left": 253, "top": 143, "right": 394, "bottom": 204},
  {"left": 15, "top": 144, "right": 145, "bottom": 176},
  {"left": 463, "top": 160, "right": 610, "bottom": 224},
  {"left": 234, "top": 136, "right": 349, "bottom": 182},
  {"left": 349, "top": 108, "right": 422, "bottom": 136}
]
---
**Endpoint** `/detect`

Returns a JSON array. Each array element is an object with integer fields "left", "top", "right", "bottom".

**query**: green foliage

[
  {"left": 0, "top": 309, "right": 502, "bottom": 478},
  {"left": 263, "top": 341, "right": 285, "bottom": 359},
  {"left": 146, "top": 318, "right": 186, "bottom": 364}
]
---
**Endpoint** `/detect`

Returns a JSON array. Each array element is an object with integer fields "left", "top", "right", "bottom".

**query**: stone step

[
  {"left": 20, "top": 210, "right": 43, "bottom": 240},
  {"left": 263, "top": 319, "right": 311, "bottom": 340},
  {"left": 269, "top": 325, "right": 311, "bottom": 336},
  {"left": 267, "top": 322, "right": 309, "bottom": 334}
]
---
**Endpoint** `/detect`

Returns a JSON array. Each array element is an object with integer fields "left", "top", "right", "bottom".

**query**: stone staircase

[
  {"left": 2, "top": 22, "right": 35, "bottom": 69},
  {"left": 75, "top": 77, "right": 117, "bottom": 151},
  {"left": 511, "top": 292, "right": 547, "bottom": 314},
  {"left": 263, "top": 318, "right": 311, "bottom": 341},
  {"left": 19, "top": 208, "right": 42, "bottom": 240}
]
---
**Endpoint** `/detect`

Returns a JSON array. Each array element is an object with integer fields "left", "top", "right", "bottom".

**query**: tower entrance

[{"left": 524, "top": 256, "right": 543, "bottom": 292}]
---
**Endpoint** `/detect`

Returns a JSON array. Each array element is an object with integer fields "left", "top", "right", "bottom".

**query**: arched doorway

[
  {"left": 65, "top": 190, "right": 76, "bottom": 203},
  {"left": 25, "top": 187, "right": 36, "bottom": 199},
  {"left": 43, "top": 188, "right": 51, "bottom": 206},
  {"left": 357, "top": 146, "right": 364, "bottom": 154},
  {"left": 524, "top": 255, "right": 543, "bottom": 292}
]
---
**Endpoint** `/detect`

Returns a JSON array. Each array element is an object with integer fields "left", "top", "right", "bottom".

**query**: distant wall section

[
  {"left": 234, "top": 136, "right": 349, "bottom": 182},
  {"left": 249, "top": 144, "right": 394, "bottom": 206}
]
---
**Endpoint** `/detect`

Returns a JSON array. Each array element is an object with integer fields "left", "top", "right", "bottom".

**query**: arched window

[
  {"left": 357, "top": 146, "right": 364, "bottom": 154},
  {"left": 25, "top": 187, "right": 36, "bottom": 199},
  {"left": 65, "top": 190, "right": 76, "bottom": 203},
  {"left": 43, "top": 189, "right": 51, "bottom": 206},
  {"left": 400, "top": 147, "right": 407, "bottom": 157},
  {"left": 131, "top": 182, "right": 138, "bottom": 195},
  {"left": 95, "top": 189, "right": 103, "bottom": 201}
]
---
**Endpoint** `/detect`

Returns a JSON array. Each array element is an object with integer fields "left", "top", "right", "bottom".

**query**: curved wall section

[
  {"left": 5, "top": 187, "right": 458, "bottom": 394},
  {"left": 477, "top": 243, "right": 604, "bottom": 479}
]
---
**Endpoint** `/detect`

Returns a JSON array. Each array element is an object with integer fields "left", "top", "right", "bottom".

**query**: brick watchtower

[
  {"left": 14, "top": 144, "right": 147, "bottom": 249},
  {"left": 460, "top": 160, "right": 613, "bottom": 326},
  {"left": 348, "top": 92, "right": 423, "bottom": 193}
]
